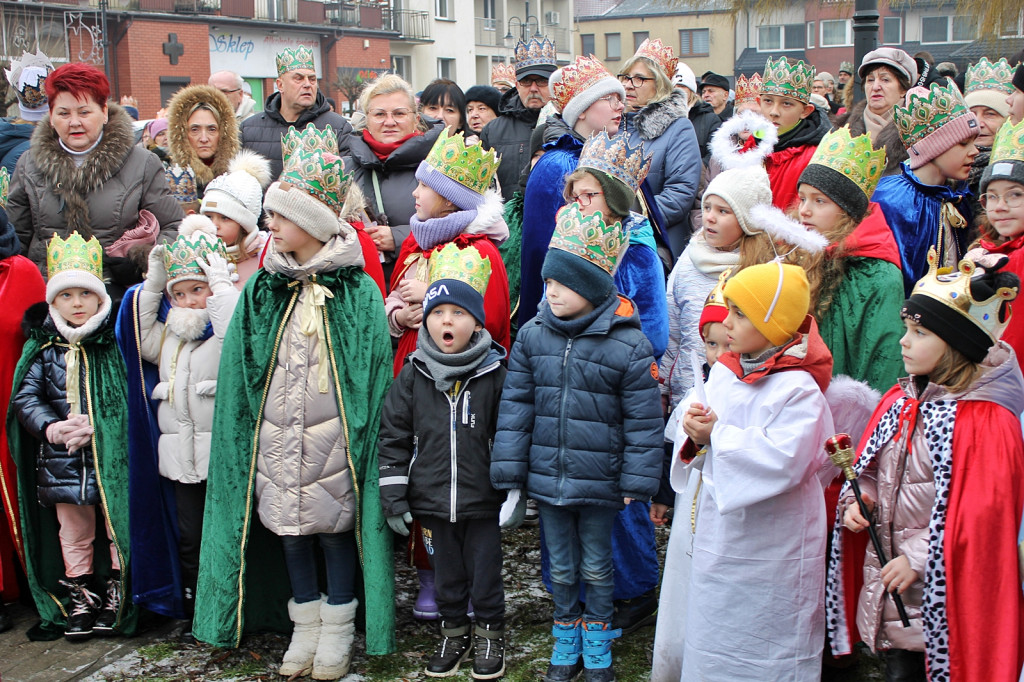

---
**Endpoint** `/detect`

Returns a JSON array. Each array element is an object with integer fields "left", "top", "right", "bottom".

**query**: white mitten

[{"left": 144, "top": 245, "right": 167, "bottom": 292}]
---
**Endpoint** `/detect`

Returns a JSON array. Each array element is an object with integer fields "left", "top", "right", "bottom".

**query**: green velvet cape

[
  {"left": 191, "top": 266, "right": 395, "bottom": 655},
  {"left": 498, "top": 191, "right": 524, "bottom": 343},
  {"left": 5, "top": 325, "right": 136, "bottom": 639}
]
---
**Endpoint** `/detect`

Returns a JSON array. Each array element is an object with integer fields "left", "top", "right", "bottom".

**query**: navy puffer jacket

[{"left": 490, "top": 295, "right": 663, "bottom": 507}]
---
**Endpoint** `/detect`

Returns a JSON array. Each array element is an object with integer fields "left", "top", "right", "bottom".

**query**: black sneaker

[
  {"left": 0, "top": 602, "right": 13, "bottom": 634},
  {"left": 60, "top": 576, "right": 101, "bottom": 642},
  {"left": 543, "top": 660, "right": 584, "bottom": 682},
  {"left": 523, "top": 499, "right": 540, "bottom": 526},
  {"left": 472, "top": 622, "right": 504, "bottom": 680},
  {"left": 611, "top": 588, "right": 657, "bottom": 635},
  {"left": 93, "top": 571, "right": 122, "bottom": 636},
  {"left": 426, "top": 620, "right": 473, "bottom": 678}
]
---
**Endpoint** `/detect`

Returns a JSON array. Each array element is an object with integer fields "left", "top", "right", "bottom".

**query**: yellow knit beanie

[{"left": 723, "top": 262, "right": 810, "bottom": 346}]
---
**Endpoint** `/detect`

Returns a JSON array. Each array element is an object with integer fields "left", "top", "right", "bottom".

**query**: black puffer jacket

[
  {"left": 480, "top": 88, "right": 542, "bottom": 201},
  {"left": 687, "top": 99, "right": 722, "bottom": 164},
  {"left": 240, "top": 90, "right": 352, "bottom": 180},
  {"left": 378, "top": 343, "right": 507, "bottom": 521},
  {"left": 10, "top": 303, "right": 101, "bottom": 507}
]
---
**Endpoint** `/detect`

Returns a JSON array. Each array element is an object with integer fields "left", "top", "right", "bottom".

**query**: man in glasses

[
  {"left": 240, "top": 46, "right": 352, "bottom": 179},
  {"left": 209, "top": 70, "right": 257, "bottom": 123},
  {"left": 480, "top": 37, "right": 558, "bottom": 201}
]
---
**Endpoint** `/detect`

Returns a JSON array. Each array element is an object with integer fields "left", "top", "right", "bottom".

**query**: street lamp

[{"left": 504, "top": 15, "right": 543, "bottom": 46}]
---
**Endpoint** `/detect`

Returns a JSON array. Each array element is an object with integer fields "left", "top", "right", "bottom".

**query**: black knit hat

[
  {"left": 465, "top": 85, "right": 501, "bottom": 116},
  {"left": 981, "top": 160, "right": 1024, "bottom": 194},
  {"left": 541, "top": 249, "right": 615, "bottom": 308},
  {"left": 423, "top": 278, "right": 487, "bottom": 325},
  {"left": 798, "top": 164, "right": 869, "bottom": 221},
  {"left": 587, "top": 168, "right": 635, "bottom": 219}
]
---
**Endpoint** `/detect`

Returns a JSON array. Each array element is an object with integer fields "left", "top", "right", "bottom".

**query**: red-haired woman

[{"left": 8, "top": 62, "right": 182, "bottom": 304}]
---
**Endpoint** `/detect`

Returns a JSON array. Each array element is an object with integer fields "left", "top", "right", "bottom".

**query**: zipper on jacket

[
  {"left": 557, "top": 339, "right": 573, "bottom": 502},
  {"left": 80, "top": 449, "right": 87, "bottom": 503},
  {"left": 447, "top": 381, "right": 463, "bottom": 523}
]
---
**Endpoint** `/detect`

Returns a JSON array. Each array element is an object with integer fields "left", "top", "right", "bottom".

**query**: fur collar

[
  {"left": 464, "top": 189, "right": 509, "bottom": 244},
  {"left": 28, "top": 104, "right": 137, "bottom": 237},
  {"left": 46, "top": 297, "right": 112, "bottom": 344},
  {"left": 632, "top": 92, "right": 691, "bottom": 140},
  {"left": 167, "top": 85, "right": 240, "bottom": 188},
  {"left": 167, "top": 306, "right": 211, "bottom": 341}
]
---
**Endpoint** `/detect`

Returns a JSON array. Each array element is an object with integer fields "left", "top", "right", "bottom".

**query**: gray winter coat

[
  {"left": 480, "top": 88, "right": 542, "bottom": 201},
  {"left": 833, "top": 99, "right": 907, "bottom": 177}
]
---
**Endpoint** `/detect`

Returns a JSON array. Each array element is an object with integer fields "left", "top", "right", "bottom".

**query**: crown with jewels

[
  {"left": 735, "top": 73, "right": 762, "bottom": 105},
  {"left": 280, "top": 149, "right": 351, "bottom": 214},
  {"left": 807, "top": 127, "right": 886, "bottom": 200},
  {"left": 761, "top": 57, "right": 814, "bottom": 103},
  {"left": 491, "top": 62, "right": 517, "bottom": 88},
  {"left": 276, "top": 45, "right": 316, "bottom": 76},
  {"left": 552, "top": 55, "right": 616, "bottom": 112},
  {"left": 910, "top": 247, "right": 1018, "bottom": 343},
  {"left": 578, "top": 131, "right": 651, "bottom": 195},
  {"left": 965, "top": 57, "right": 1014, "bottom": 96},
  {"left": 0, "top": 167, "right": 9, "bottom": 210},
  {"left": 704, "top": 268, "right": 730, "bottom": 310},
  {"left": 428, "top": 241, "right": 492, "bottom": 295},
  {"left": 4, "top": 50, "right": 53, "bottom": 109},
  {"left": 514, "top": 37, "right": 557, "bottom": 71},
  {"left": 990, "top": 118, "right": 1024, "bottom": 165},
  {"left": 633, "top": 38, "right": 677, "bottom": 79},
  {"left": 165, "top": 164, "right": 198, "bottom": 204},
  {"left": 424, "top": 128, "right": 501, "bottom": 196},
  {"left": 47, "top": 231, "right": 103, "bottom": 282},
  {"left": 894, "top": 80, "right": 973, "bottom": 149},
  {"left": 549, "top": 202, "right": 625, "bottom": 275},
  {"left": 282, "top": 123, "right": 339, "bottom": 161},
  {"left": 163, "top": 230, "right": 228, "bottom": 285}
]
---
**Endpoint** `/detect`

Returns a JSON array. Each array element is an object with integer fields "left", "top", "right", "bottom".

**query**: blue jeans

[
  {"left": 280, "top": 531, "right": 357, "bottom": 605},
  {"left": 537, "top": 503, "right": 618, "bottom": 623}
]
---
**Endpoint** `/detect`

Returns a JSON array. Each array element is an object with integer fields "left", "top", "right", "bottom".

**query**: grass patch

[{"left": 136, "top": 641, "right": 177, "bottom": 662}]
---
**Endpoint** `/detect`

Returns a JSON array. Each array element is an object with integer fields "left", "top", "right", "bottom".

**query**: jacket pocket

[
  {"left": 151, "top": 382, "right": 170, "bottom": 401},
  {"left": 194, "top": 380, "right": 217, "bottom": 397}
]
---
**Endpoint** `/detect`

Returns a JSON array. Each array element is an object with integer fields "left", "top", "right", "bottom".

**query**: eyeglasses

[
  {"left": 368, "top": 108, "right": 413, "bottom": 123},
  {"left": 981, "top": 189, "right": 1024, "bottom": 210},
  {"left": 570, "top": 191, "right": 603, "bottom": 207},
  {"left": 618, "top": 74, "right": 654, "bottom": 88},
  {"left": 517, "top": 76, "right": 548, "bottom": 88},
  {"left": 595, "top": 94, "right": 624, "bottom": 107}
]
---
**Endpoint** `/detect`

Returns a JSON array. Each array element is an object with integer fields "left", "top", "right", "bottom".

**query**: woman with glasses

[{"left": 618, "top": 39, "right": 702, "bottom": 258}]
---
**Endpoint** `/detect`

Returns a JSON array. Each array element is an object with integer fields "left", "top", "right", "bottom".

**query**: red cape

[
  {"left": 981, "top": 233, "right": 1024, "bottom": 363},
  {"left": 834, "top": 202, "right": 901, "bottom": 268},
  {"left": 765, "top": 143, "right": 817, "bottom": 213}
]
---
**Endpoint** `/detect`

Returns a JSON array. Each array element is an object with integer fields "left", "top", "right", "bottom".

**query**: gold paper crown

[
  {"left": 633, "top": 38, "right": 677, "bottom": 80},
  {"left": 552, "top": 55, "right": 615, "bottom": 112},
  {"left": 965, "top": 57, "right": 1014, "bottom": 96},
  {"left": 761, "top": 57, "right": 814, "bottom": 103},
  {"left": 735, "top": 73, "right": 762, "bottom": 105},
  {"left": 47, "top": 231, "right": 103, "bottom": 281},
  {"left": 0, "top": 167, "right": 9, "bottom": 209},
  {"left": 514, "top": 37, "right": 557, "bottom": 70},
  {"left": 428, "top": 242, "right": 492, "bottom": 295},
  {"left": 894, "top": 80, "right": 973, "bottom": 149},
  {"left": 491, "top": 63, "right": 517, "bottom": 87},
  {"left": 807, "top": 127, "right": 886, "bottom": 200},
  {"left": 282, "top": 123, "right": 339, "bottom": 161},
  {"left": 276, "top": 45, "right": 316, "bottom": 76},
  {"left": 549, "top": 202, "right": 625, "bottom": 275},
  {"left": 578, "top": 131, "right": 652, "bottom": 195},
  {"left": 164, "top": 231, "right": 228, "bottom": 285},
  {"left": 704, "top": 268, "right": 730, "bottom": 310},
  {"left": 990, "top": 118, "right": 1024, "bottom": 165},
  {"left": 424, "top": 128, "right": 501, "bottom": 196},
  {"left": 910, "top": 247, "right": 1017, "bottom": 343}
]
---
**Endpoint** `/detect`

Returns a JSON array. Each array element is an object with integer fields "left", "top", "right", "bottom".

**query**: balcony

[
  {"left": 475, "top": 17, "right": 501, "bottom": 47},
  {"left": 383, "top": 8, "right": 431, "bottom": 41},
  {"left": 478, "top": 19, "right": 571, "bottom": 52}
]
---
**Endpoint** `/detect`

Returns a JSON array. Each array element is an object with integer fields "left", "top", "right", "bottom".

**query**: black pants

[
  {"left": 884, "top": 649, "right": 926, "bottom": 682},
  {"left": 419, "top": 515, "right": 504, "bottom": 626},
  {"left": 173, "top": 481, "right": 206, "bottom": 605}
]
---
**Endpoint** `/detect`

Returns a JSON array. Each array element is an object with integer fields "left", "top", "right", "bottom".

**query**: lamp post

[
  {"left": 504, "top": 15, "right": 543, "bottom": 47},
  {"left": 851, "top": 0, "right": 880, "bottom": 103}
]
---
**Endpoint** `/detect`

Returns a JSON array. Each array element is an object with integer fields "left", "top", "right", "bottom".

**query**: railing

[
  {"left": 475, "top": 17, "right": 501, "bottom": 47},
  {"left": 382, "top": 7, "right": 431, "bottom": 40}
]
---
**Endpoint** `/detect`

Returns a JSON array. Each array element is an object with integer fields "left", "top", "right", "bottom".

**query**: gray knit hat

[
  {"left": 201, "top": 150, "right": 272, "bottom": 234},
  {"left": 702, "top": 165, "right": 773, "bottom": 235}
]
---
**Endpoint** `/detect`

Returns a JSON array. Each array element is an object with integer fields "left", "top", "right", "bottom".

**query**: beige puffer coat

[{"left": 255, "top": 229, "right": 366, "bottom": 536}]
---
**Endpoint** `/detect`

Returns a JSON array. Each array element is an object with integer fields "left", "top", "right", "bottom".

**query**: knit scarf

[
  {"left": 361, "top": 129, "right": 421, "bottom": 161},
  {"left": 968, "top": 145, "right": 992, "bottom": 191},
  {"left": 739, "top": 343, "right": 786, "bottom": 377},
  {"left": 862, "top": 106, "right": 891, "bottom": 144},
  {"left": 410, "top": 210, "right": 477, "bottom": 251},
  {"left": 413, "top": 326, "right": 493, "bottom": 392},
  {"left": 687, "top": 233, "right": 740, "bottom": 275},
  {"left": 542, "top": 293, "right": 617, "bottom": 338}
]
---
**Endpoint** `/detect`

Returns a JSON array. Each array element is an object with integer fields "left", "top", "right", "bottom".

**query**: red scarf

[{"left": 361, "top": 129, "right": 421, "bottom": 161}]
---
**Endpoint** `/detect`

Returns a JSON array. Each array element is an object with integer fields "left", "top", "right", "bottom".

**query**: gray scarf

[
  {"left": 739, "top": 343, "right": 786, "bottom": 377},
  {"left": 412, "top": 326, "right": 494, "bottom": 392}
]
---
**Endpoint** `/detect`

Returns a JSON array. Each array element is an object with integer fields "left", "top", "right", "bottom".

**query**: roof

[
  {"left": 574, "top": 0, "right": 623, "bottom": 19},
  {"left": 734, "top": 47, "right": 807, "bottom": 78},
  {"left": 577, "top": 0, "right": 731, "bottom": 20},
  {"left": 949, "top": 37, "right": 1024, "bottom": 60}
]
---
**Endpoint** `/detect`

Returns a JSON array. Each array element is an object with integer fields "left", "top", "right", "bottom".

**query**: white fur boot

[
  {"left": 279, "top": 598, "right": 322, "bottom": 677},
  {"left": 312, "top": 598, "right": 358, "bottom": 680}
]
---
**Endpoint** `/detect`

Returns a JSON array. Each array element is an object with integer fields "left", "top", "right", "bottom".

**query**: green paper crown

[
  {"left": 761, "top": 57, "right": 814, "bottom": 103},
  {"left": 282, "top": 123, "right": 338, "bottom": 161},
  {"left": 280, "top": 149, "right": 352, "bottom": 214},
  {"left": 276, "top": 45, "right": 315, "bottom": 76},
  {"left": 164, "top": 231, "right": 228, "bottom": 284},
  {"left": 47, "top": 231, "right": 103, "bottom": 281},
  {"left": 424, "top": 128, "right": 501, "bottom": 196},
  {"left": 990, "top": 118, "right": 1024, "bottom": 165},
  {"left": 894, "top": 80, "right": 972, "bottom": 149},
  {"left": 965, "top": 57, "right": 1014, "bottom": 96},
  {"left": 0, "top": 167, "right": 9, "bottom": 209},
  {"left": 808, "top": 127, "right": 886, "bottom": 200},
  {"left": 428, "top": 242, "right": 492, "bottom": 295},
  {"left": 549, "top": 203, "right": 624, "bottom": 276}
]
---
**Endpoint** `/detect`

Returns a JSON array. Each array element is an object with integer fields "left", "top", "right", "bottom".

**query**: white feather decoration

[
  {"left": 708, "top": 109, "right": 778, "bottom": 171},
  {"left": 825, "top": 375, "right": 882, "bottom": 450},
  {"left": 750, "top": 204, "right": 829, "bottom": 253}
]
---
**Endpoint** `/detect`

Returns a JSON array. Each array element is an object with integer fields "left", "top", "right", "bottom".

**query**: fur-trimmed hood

[
  {"left": 464, "top": 189, "right": 509, "bottom": 243},
  {"left": 632, "top": 92, "right": 691, "bottom": 140},
  {"left": 167, "top": 84, "right": 240, "bottom": 189}
]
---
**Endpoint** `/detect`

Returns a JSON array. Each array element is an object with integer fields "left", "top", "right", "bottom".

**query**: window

[
  {"left": 391, "top": 56, "right": 410, "bottom": 81},
  {"left": 759, "top": 25, "right": 781, "bottom": 50},
  {"left": 581, "top": 33, "right": 595, "bottom": 55},
  {"left": 882, "top": 16, "right": 901, "bottom": 44},
  {"left": 784, "top": 23, "right": 804, "bottom": 49},
  {"left": 482, "top": 0, "right": 496, "bottom": 30},
  {"left": 438, "top": 58, "right": 455, "bottom": 80},
  {"left": 820, "top": 19, "right": 851, "bottom": 46},
  {"left": 922, "top": 16, "right": 975, "bottom": 43},
  {"left": 806, "top": 21, "right": 815, "bottom": 49},
  {"left": 679, "top": 28, "right": 710, "bottom": 57},
  {"left": 606, "top": 33, "right": 621, "bottom": 60},
  {"left": 757, "top": 24, "right": 803, "bottom": 51},
  {"left": 633, "top": 31, "right": 649, "bottom": 51},
  {"left": 435, "top": 0, "right": 451, "bottom": 19},
  {"left": 922, "top": 16, "right": 948, "bottom": 43},
  {"left": 1001, "top": 12, "right": 1024, "bottom": 36},
  {"left": 952, "top": 16, "right": 976, "bottom": 42}
]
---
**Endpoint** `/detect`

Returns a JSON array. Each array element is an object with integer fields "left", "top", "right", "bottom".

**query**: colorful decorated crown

[
  {"left": 47, "top": 231, "right": 103, "bottom": 281},
  {"left": 549, "top": 202, "right": 625, "bottom": 275},
  {"left": 965, "top": 57, "right": 1014, "bottom": 96},
  {"left": 578, "top": 131, "right": 651, "bottom": 195},
  {"left": 0, "top": 167, "right": 9, "bottom": 209},
  {"left": 4, "top": 50, "right": 53, "bottom": 109},
  {"left": 735, "top": 73, "right": 762, "bottom": 105},
  {"left": 424, "top": 128, "right": 501, "bottom": 195},
  {"left": 514, "top": 37, "right": 557, "bottom": 70},
  {"left": 552, "top": 55, "right": 615, "bottom": 112},
  {"left": 761, "top": 57, "right": 814, "bottom": 103},
  {"left": 839, "top": 61, "right": 854, "bottom": 75},
  {"left": 163, "top": 230, "right": 228, "bottom": 284},
  {"left": 428, "top": 242, "right": 492, "bottom": 295},
  {"left": 894, "top": 80, "right": 973, "bottom": 149},
  {"left": 280, "top": 149, "right": 351, "bottom": 214},
  {"left": 165, "top": 164, "right": 198, "bottom": 204},
  {"left": 704, "top": 268, "right": 730, "bottom": 310},
  {"left": 276, "top": 45, "right": 315, "bottom": 76},
  {"left": 491, "top": 62, "right": 517, "bottom": 87},
  {"left": 807, "top": 127, "right": 886, "bottom": 200},
  {"left": 911, "top": 247, "right": 1018, "bottom": 343},
  {"left": 282, "top": 123, "right": 339, "bottom": 161},
  {"left": 633, "top": 38, "right": 677, "bottom": 80},
  {"left": 990, "top": 118, "right": 1024, "bottom": 165}
]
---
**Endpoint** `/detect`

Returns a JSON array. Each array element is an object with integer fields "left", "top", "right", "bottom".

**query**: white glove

[
  {"left": 499, "top": 489, "right": 527, "bottom": 529},
  {"left": 197, "top": 253, "right": 234, "bottom": 294},
  {"left": 143, "top": 245, "right": 167, "bottom": 293},
  {"left": 386, "top": 511, "right": 413, "bottom": 536}
]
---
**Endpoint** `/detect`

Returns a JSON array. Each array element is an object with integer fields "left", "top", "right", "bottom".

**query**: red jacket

[{"left": 980, "top": 232, "right": 1024, "bottom": 361}]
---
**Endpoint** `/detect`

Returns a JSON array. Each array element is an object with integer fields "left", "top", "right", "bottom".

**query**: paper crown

[
  {"left": 47, "top": 231, "right": 103, "bottom": 282},
  {"left": 704, "top": 268, "right": 729, "bottom": 310},
  {"left": 0, "top": 167, "right": 9, "bottom": 209},
  {"left": 578, "top": 131, "right": 652, "bottom": 195},
  {"left": 633, "top": 38, "right": 677, "bottom": 79},
  {"left": 735, "top": 73, "right": 762, "bottom": 105},
  {"left": 807, "top": 127, "right": 886, "bottom": 200},
  {"left": 910, "top": 247, "right": 1017, "bottom": 344},
  {"left": 163, "top": 230, "right": 228, "bottom": 285},
  {"left": 894, "top": 80, "right": 973, "bottom": 149},
  {"left": 428, "top": 241, "right": 492, "bottom": 295},
  {"left": 282, "top": 122, "right": 339, "bottom": 161},
  {"left": 491, "top": 62, "right": 517, "bottom": 87},
  {"left": 761, "top": 57, "right": 814, "bottom": 103},
  {"left": 165, "top": 164, "right": 198, "bottom": 204},
  {"left": 423, "top": 128, "right": 501, "bottom": 196},
  {"left": 552, "top": 55, "right": 615, "bottom": 112},
  {"left": 514, "top": 37, "right": 557, "bottom": 70},
  {"left": 965, "top": 57, "right": 1014, "bottom": 96},
  {"left": 276, "top": 45, "right": 315, "bottom": 76},
  {"left": 280, "top": 149, "right": 351, "bottom": 214},
  {"left": 4, "top": 50, "right": 53, "bottom": 109},
  {"left": 549, "top": 202, "right": 625, "bottom": 275},
  {"left": 990, "top": 118, "right": 1024, "bottom": 165}
]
